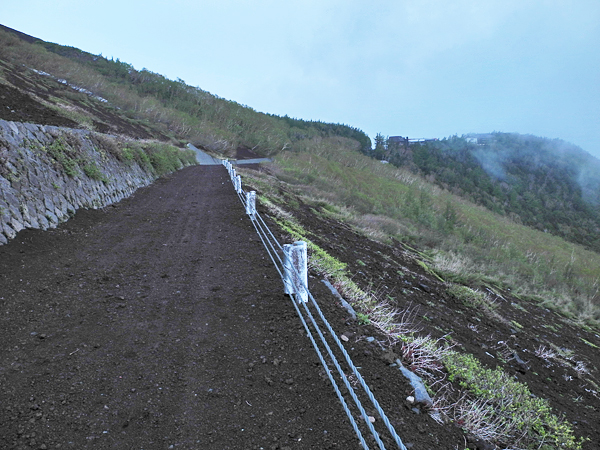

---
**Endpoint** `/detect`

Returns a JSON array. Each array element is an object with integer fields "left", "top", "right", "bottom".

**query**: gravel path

[{"left": 0, "top": 165, "right": 362, "bottom": 449}]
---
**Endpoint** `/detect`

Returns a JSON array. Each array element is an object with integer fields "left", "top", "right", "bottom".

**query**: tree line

[{"left": 363, "top": 132, "right": 600, "bottom": 252}]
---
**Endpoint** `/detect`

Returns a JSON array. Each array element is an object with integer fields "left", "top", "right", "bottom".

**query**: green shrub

[
  {"left": 143, "top": 143, "right": 195, "bottom": 175},
  {"left": 82, "top": 162, "right": 106, "bottom": 181},
  {"left": 447, "top": 285, "right": 495, "bottom": 309},
  {"left": 443, "top": 351, "right": 584, "bottom": 449},
  {"left": 46, "top": 137, "right": 79, "bottom": 177},
  {"left": 121, "top": 147, "right": 135, "bottom": 162}
]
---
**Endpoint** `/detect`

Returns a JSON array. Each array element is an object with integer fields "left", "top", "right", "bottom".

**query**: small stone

[
  {"left": 418, "top": 283, "right": 431, "bottom": 293},
  {"left": 406, "top": 396, "right": 415, "bottom": 404},
  {"left": 368, "top": 416, "right": 375, "bottom": 423},
  {"left": 340, "top": 335, "right": 349, "bottom": 342},
  {"left": 366, "top": 337, "right": 375, "bottom": 343}
]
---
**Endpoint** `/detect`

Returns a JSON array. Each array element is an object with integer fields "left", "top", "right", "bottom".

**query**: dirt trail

[{"left": 0, "top": 165, "right": 365, "bottom": 449}]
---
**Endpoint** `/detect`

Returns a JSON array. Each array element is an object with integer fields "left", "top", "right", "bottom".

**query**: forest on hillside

[
  {"left": 0, "top": 25, "right": 371, "bottom": 156},
  {"left": 367, "top": 132, "right": 600, "bottom": 252}
]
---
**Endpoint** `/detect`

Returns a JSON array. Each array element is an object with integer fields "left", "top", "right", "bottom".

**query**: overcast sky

[{"left": 3, "top": 1, "right": 600, "bottom": 157}]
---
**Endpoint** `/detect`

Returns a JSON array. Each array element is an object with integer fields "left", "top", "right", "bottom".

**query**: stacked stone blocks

[{"left": 0, "top": 119, "right": 160, "bottom": 245}]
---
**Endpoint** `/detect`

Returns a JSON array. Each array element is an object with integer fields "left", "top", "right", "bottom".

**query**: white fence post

[
  {"left": 245, "top": 191, "right": 256, "bottom": 219},
  {"left": 283, "top": 241, "right": 308, "bottom": 303},
  {"left": 235, "top": 175, "right": 242, "bottom": 194}
]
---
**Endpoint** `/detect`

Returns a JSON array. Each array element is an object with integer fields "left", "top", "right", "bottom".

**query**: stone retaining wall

[{"left": 0, "top": 119, "right": 167, "bottom": 245}]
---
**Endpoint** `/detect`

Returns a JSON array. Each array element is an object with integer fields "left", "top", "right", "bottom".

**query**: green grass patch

[
  {"left": 443, "top": 351, "right": 584, "bottom": 449},
  {"left": 82, "top": 162, "right": 107, "bottom": 182},
  {"left": 447, "top": 285, "right": 496, "bottom": 310},
  {"left": 46, "top": 137, "right": 79, "bottom": 177},
  {"left": 272, "top": 215, "right": 346, "bottom": 279},
  {"left": 580, "top": 338, "right": 599, "bottom": 349}
]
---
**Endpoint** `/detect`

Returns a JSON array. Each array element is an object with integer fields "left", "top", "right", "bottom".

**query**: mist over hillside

[
  {"left": 471, "top": 133, "right": 600, "bottom": 206},
  {"left": 369, "top": 132, "right": 600, "bottom": 252}
]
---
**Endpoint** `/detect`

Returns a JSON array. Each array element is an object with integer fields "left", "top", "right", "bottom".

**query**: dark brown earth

[
  {"left": 1, "top": 165, "right": 470, "bottom": 450},
  {"left": 255, "top": 183, "right": 600, "bottom": 450}
]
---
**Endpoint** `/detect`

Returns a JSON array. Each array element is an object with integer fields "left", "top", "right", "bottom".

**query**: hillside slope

[
  {"left": 245, "top": 165, "right": 600, "bottom": 448},
  {"left": 0, "top": 24, "right": 370, "bottom": 157},
  {"left": 369, "top": 133, "right": 600, "bottom": 252},
  {"left": 1, "top": 23, "right": 599, "bottom": 449}
]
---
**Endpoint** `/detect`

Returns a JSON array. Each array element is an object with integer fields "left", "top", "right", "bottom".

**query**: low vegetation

[
  {"left": 257, "top": 137, "right": 600, "bottom": 328},
  {"left": 27, "top": 132, "right": 195, "bottom": 180},
  {"left": 246, "top": 167, "right": 586, "bottom": 449},
  {"left": 0, "top": 26, "right": 370, "bottom": 157}
]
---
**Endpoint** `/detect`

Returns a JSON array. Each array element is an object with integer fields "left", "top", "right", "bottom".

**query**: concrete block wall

[{"left": 0, "top": 120, "right": 161, "bottom": 245}]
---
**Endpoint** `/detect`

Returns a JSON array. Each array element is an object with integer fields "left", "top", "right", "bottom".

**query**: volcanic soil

[
  {"left": 255, "top": 179, "right": 600, "bottom": 450},
  {"left": 0, "top": 164, "right": 472, "bottom": 450}
]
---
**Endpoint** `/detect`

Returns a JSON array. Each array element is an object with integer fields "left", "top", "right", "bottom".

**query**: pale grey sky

[{"left": 3, "top": 1, "right": 600, "bottom": 157}]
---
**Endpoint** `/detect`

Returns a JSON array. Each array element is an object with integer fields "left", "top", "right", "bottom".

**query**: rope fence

[{"left": 222, "top": 159, "right": 408, "bottom": 450}]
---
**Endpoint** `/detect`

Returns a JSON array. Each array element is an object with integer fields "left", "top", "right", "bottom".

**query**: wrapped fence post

[
  {"left": 283, "top": 241, "right": 308, "bottom": 303},
  {"left": 231, "top": 168, "right": 236, "bottom": 181},
  {"left": 245, "top": 191, "right": 256, "bottom": 219},
  {"left": 235, "top": 175, "right": 242, "bottom": 194}
]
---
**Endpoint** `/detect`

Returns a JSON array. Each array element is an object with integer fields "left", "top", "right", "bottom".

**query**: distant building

[
  {"left": 389, "top": 136, "right": 409, "bottom": 146},
  {"left": 389, "top": 136, "right": 438, "bottom": 146},
  {"left": 466, "top": 133, "right": 496, "bottom": 145}
]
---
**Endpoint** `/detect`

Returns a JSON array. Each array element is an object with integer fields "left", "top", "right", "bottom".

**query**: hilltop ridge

[{"left": 0, "top": 24, "right": 370, "bottom": 157}]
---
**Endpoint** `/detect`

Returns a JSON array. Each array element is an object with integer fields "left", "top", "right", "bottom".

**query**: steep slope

[
  {"left": 237, "top": 147, "right": 600, "bottom": 449},
  {"left": 0, "top": 24, "right": 370, "bottom": 157}
]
